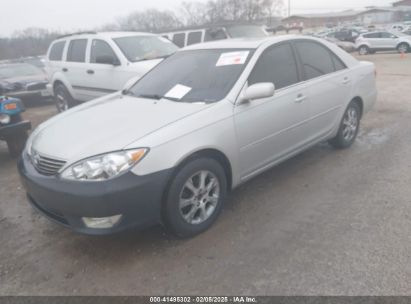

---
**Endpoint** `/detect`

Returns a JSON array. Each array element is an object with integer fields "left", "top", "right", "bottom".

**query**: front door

[
  {"left": 85, "top": 39, "right": 132, "bottom": 99},
  {"left": 234, "top": 43, "right": 310, "bottom": 180}
]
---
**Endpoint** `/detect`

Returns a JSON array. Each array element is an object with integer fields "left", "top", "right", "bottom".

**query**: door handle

[
  {"left": 87, "top": 70, "right": 95, "bottom": 75},
  {"left": 295, "top": 94, "right": 306, "bottom": 103},
  {"left": 62, "top": 68, "right": 68, "bottom": 72},
  {"left": 342, "top": 77, "right": 351, "bottom": 84}
]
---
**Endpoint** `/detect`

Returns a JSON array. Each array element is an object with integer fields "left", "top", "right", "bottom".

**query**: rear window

[
  {"left": 67, "top": 39, "right": 88, "bottom": 63},
  {"left": 187, "top": 31, "right": 202, "bottom": 46},
  {"left": 49, "top": 41, "right": 66, "bottom": 61}
]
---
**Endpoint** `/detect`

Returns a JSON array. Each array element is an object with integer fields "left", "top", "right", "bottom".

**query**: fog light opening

[{"left": 82, "top": 215, "right": 122, "bottom": 229}]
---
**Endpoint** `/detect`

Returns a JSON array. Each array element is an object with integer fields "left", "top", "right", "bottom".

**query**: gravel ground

[{"left": 0, "top": 52, "right": 411, "bottom": 296}]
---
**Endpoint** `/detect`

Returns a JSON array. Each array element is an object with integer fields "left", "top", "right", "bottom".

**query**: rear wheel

[
  {"left": 163, "top": 158, "right": 227, "bottom": 238},
  {"left": 397, "top": 43, "right": 410, "bottom": 54},
  {"left": 358, "top": 45, "right": 370, "bottom": 55},
  {"left": 54, "top": 84, "right": 75, "bottom": 112},
  {"left": 329, "top": 101, "right": 361, "bottom": 149}
]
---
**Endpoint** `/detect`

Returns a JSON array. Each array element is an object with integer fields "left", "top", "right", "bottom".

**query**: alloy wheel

[
  {"left": 342, "top": 107, "right": 359, "bottom": 142},
  {"left": 398, "top": 44, "right": 408, "bottom": 54},
  {"left": 55, "top": 90, "right": 69, "bottom": 112},
  {"left": 179, "top": 170, "right": 220, "bottom": 225}
]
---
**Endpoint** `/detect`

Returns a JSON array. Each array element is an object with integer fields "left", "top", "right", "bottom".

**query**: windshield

[
  {"left": 0, "top": 64, "right": 42, "bottom": 79},
  {"left": 127, "top": 49, "right": 254, "bottom": 103},
  {"left": 113, "top": 35, "right": 179, "bottom": 62},
  {"left": 226, "top": 25, "right": 268, "bottom": 38}
]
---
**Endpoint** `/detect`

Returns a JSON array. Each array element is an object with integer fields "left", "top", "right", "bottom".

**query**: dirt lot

[{"left": 1, "top": 53, "right": 411, "bottom": 296}]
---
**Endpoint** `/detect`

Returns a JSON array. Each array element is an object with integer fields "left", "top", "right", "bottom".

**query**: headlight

[
  {"left": 60, "top": 149, "right": 148, "bottom": 181},
  {"left": 0, "top": 114, "right": 10, "bottom": 124}
]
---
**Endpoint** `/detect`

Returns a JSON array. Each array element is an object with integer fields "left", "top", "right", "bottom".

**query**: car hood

[
  {"left": 31, "top": 94, "right": 212, "bottom": 162},
  {"left": 0, "top": 75, "right": 47, "bottom": 91}
]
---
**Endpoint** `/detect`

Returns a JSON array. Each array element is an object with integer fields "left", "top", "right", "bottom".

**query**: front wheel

[
  {"left": 329, "top": 101, "right": 361, "bottom": 149},
  {"left": 397, "top": 43, "right": 410, "bottom": 54},
  {"left": 6, "top": 131, "right": 28, "bottom": 158},
  {"left": 163, "top": 158, "right": 227, "bottom": 238}
]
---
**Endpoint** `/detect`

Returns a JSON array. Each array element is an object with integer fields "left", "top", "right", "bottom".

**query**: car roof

[
  {"left": 55, "top": 31, "right": 156, "bottom": 41},
  {"left": 182, "top": 35, "right": 321, "bottom": 51}
]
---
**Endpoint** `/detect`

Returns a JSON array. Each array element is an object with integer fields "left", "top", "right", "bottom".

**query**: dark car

[
  {"left": 0, "top": 96, "right": 31, "bottom": 157},
  {"left": 0, "top": 63, "right": 51, "bottom": 103},
  {"left": 327, "top": 29, "right": 360, "bottom": 43}
]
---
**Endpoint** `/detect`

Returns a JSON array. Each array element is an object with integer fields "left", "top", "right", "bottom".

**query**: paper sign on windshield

[
  {"left": 216, "top": 51, "right": 249, "bottom": 67},
  {"left": 165, "top": 84, "right": 192, "bottom": 100}
]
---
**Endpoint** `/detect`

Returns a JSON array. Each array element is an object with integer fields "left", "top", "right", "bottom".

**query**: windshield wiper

[
  {"left": 138, "top": 94, "right": 179, "bottom": 102},
  {"left": 133, "top": 54, "right": 172, "bottom": 63}
]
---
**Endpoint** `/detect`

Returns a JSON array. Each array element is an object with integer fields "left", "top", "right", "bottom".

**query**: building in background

[{"left": 282, "top": 0, "right": 411, "bottom": 29}]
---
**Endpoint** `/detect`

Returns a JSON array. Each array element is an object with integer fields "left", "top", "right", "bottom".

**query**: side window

[
  {"left": 295, "top": 41, "right": 336, "bottom": 80},
  {"left": 67, "top": 39, "right": 87, "bottom": 62},
  {"left": 90, "top": 40, "right": 118, "bottom": 64},
  {"left": 332, "top": 54, "right": 346, "bottom": 71},
  {"left": 187, "top": 31, "right": 202, "bottom": 46},
  {"left": 49, "top": 41, "right": 66, "bottom": 61},
  {"left": 172, "top": 33, "right": 186, "bottom": 48},
  {"left": 364, "top": 32, "right": 380, "bottom": 38},
  {"left": 248, "top": 43, "right": 299, "bottom": 90},
  {"left": 205, "top": 29, "right": 227, "bottom": 41},
  {"left": 381, "top": 32, "right": 396, "bottom": 38}
]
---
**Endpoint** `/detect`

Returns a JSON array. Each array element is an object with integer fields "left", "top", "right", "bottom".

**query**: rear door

[
  {"left": 64, "top": 38, "right": 91, "bottom": 101},
  {"left": 379, "top": 32, "right": 399, "bottom": 49},
  {"left": 293, "top": 40, "right": 351, "bottom": 140},
  {"left": 47, "top": 40, "right": 67, "bottom": 83}
]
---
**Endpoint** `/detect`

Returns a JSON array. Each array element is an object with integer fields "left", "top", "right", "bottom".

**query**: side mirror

[
  {"left": 95, "top": 55, "right": 120, "bottom": 66},
  {"left": 240, "top": 83, "right": 275, "bottom": 103}
]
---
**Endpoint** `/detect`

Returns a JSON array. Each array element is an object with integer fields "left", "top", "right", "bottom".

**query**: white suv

[
  {"left": 45, "top": 32, "right": 179, "bottom": 112},
  {"left": 356, "top": 31, "right": 411, "bottom": 55}
]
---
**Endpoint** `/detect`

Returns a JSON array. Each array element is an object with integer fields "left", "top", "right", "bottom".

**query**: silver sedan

[{"left": 19, "top": 36, "right": 377, "bottom": 238}]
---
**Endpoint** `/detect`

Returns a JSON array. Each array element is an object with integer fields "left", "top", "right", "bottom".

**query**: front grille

[
  {"left": 33, "top": 153, "right": 67, "bottom": 176},
  {"left": 27, "top": 82, "right": 47, "bottom": 91}
]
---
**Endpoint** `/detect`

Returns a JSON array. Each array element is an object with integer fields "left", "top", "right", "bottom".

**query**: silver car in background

[
  {"left": 19, "top": 36, "right": 377, "bottom": 238},
  {"left": 356, "top": 31, "right": 411, "bottom": 55}
]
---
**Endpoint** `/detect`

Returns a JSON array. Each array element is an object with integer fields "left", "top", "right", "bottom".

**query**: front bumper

[
  {"left": 7, "top": 89, "right": 51, "bottom": 100},
  {"left": 18, "top": 152, "right": 173, "bottom": 235},
  {"left": 0, "top": 120, "right": 31, "bottom": 139}
]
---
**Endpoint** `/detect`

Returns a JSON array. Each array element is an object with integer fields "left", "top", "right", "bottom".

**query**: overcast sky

[{"left": 0, "top": 0, "right": 394, "bottom": 37}]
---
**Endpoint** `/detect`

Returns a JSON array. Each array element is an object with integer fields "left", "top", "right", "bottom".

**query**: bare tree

[
  {"left": 0, "top": 0, "right": 284, "bottom": 60},
  {"left": 117, "top": 9, "right": 183, "bottom": 32}
]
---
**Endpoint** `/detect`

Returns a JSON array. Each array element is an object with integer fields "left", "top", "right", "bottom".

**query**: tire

[
  {"left": 329, "top": 101, "right": 361, "bottom": 149},
  {"left": 397, "top": 43, "right": 410, "bottom": 54},
  {"left": 54, "top": 84, "right": 75, "bottom": 112},
  {"left": 163, "top": 157, "right": 227, "bottom": 238},
  {"left": 358, "top": 45, "right": 369, "bottom": 55},
  {"left": 6, "top": 131, "right": 28, "bottom": 158}
]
